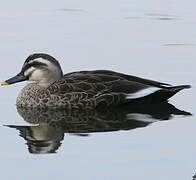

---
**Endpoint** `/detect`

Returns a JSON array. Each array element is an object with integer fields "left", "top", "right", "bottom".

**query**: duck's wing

[
  {"left": 93, "top": 81, "right": 190, "bottom": 107},
  {"left": 50, "top": 71, "right": 152, "bottom": 97},
  {"left": 64, "top": 70, "right": 171, "bottom": 87},
  {"left": 48, "top": 70, "right": 190, "bottom": 107},
  {"left": 63, "top": 70, "right": 190, "bottom": 99},
  {"left": 51, "top": 75, "right": 160, "bottom": 100}
]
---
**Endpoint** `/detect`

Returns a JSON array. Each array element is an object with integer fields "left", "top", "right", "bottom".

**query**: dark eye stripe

[
  {"left": 21, "top": 62, "right": 47, "bottom": 73},
  {"left": 26, "top": 69, "right": 35, "bottom": 79},
  {"left": 25, "top": 54, "right": 61, "bottom": 69}
]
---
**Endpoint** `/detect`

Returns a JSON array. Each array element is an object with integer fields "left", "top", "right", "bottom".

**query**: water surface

[{"left": 0, "top": 0, "right": 196, "bottom": 180}]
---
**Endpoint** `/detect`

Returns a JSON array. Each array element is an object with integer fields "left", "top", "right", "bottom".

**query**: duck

[{"left": 1, "top": 53, "right": 191, "bottom": 109}]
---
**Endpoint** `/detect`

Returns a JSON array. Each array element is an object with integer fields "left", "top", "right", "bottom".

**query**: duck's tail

[
  {"left": 151, "top": 84, "right": 191, "bottom": 102},
  {"left": 127, "top": 84, "right": 191, "bottom": 104},
  {"left": 166, "top": 85, "right": 191, "bottom": 91}
]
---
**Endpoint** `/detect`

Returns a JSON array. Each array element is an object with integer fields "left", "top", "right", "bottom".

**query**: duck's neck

[
  {"left": 38, "top": 77, "right": 61, "bottom": 88},
  {"left": 36, "top": 72, "right": 63, "bottom": 88},
  {"left": 28, "top": 67, "right": 64, "bottom": 88}
]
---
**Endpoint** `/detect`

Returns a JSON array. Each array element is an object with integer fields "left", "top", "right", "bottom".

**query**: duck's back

[{"left": 63, "top": 70, "right": 170, "bottom": 87}]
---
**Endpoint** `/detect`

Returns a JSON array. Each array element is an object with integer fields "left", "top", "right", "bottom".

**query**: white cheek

[
  {"left": 24, "top": 67, "right": 36, "bottom": 77},
  {"left": 29, "top": 69, "right": 45, "bottom": 81}
]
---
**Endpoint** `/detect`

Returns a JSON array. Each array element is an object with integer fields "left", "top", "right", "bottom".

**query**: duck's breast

[{"left": 16, "top": 83, "right": 44, "bottom": 107}]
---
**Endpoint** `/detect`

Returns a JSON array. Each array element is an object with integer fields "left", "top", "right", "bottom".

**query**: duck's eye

[
  {"left": 22, "top": 61, "right": 47, "bottom": 78},
  {"left": 22, "top": 62, "right": 47, "bottom": 73}
]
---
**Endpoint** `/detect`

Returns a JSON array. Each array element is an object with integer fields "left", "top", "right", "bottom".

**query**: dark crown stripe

[
  {"left": 25, "top": 53, "right": 61, "bottom": 69},
  {"left": 21, "top": 61, "right": 47, "bottom": 73}
]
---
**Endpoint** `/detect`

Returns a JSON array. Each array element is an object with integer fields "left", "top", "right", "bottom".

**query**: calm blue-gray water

[{"left": 0, "top": 0, "right": 196, "bottom": 179}]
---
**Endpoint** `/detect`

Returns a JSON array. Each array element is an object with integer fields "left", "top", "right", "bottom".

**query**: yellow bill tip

[{"left": 1, "top": 81, "right": 9, "bottom": 86}]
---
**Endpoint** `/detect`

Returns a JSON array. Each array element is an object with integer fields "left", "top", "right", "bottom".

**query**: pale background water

[{"left": 0, "top": 0, "right": 196, "bottom": 179}]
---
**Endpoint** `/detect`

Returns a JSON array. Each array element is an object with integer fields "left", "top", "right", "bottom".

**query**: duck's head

[{"left": 1, "top": 53, "right": 63, "bottom": 87}]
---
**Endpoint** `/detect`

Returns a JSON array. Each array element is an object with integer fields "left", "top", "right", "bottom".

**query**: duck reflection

[{"left": 6, "top": 103, "right": 191, "bottom": 154}]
